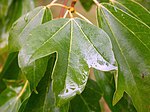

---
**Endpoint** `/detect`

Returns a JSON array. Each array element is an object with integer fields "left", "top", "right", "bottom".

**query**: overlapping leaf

[
  {"left": 21, "top": 53, "right": 69, "bottom": 112},
  {"left": 0, "top": 52, "right": 19, "bottom": 80},
  {"left": 94, "top": 70, "right": 136, "bottom": 112},
  {"left": 79, "top": 0, "right": 109, "bottom": 11},
  {"left": 79, "top": 0, "right": 93, "bottom": 11},
  {"left": 9, "top": 6, "right": 52, "bottom": 52},
  {"left": 97, "top": 3, "right": 150, "bottom": 112},
  {"left": 18, "top": 18, "right": 117, "bottom": 106},
  {"left": 8, "top": 6, "right": 52, "bottom": 90},
  {"left": 4, "top": 0, "right": 35, "bottom": 32},
  {"left": 69, "top": 79, "right": 102, "bottom": 112},
  {"left": 0, "top": 81, "right": 30, "bottom": 112}
]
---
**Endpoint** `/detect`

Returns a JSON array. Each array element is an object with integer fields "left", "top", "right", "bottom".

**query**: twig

[
  {"left": 63, "top": 10, "right": 69, "bottom": 18},
  {"left": 71, "top": 0, "right": 78, "bottom": 7},
  {"left": 59, "top": 0, "right": 69, "bottom": 17},
  {"left": 75, "top": 11, "right": 92, "bottom": 24}
]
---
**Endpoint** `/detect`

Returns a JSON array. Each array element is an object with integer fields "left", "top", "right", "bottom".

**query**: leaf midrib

[
  {"left": 100, "top": 6, "right": 142, "bottom": 106},
  {"left": 29, "top": 19, "right": 71, "bottom": 63},
  {"left": 73, "top": 19, "right": 111, "bottom": 65},
  {"left": 101, "top": 6, "right": 136, "bottom": 89},
  {"left": 114, "top": 1, "right": 141, "bottom": 20},
  {"left": 79, "top": 95, "right": 91, "bottom": 112},
  {"left": 102, "top": 4, "right": 150, "bottom": 52}
]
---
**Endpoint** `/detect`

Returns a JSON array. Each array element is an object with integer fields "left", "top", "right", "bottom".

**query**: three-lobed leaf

[
  {"left": 18, "top": 18, "right": 117, "bottom": 106},
  {"left": 97, "top": 3, "right": 150, "bottom": 112}
]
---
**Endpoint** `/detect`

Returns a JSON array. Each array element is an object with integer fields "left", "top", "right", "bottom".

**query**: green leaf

[
  {"left": 0, "top": 79, "right": 6, "bottom": 93},
  {"left": 5, "top": 0, "right": 23, "bottom": 31},
  {"left": 94, "top": 70, "right": 136, "bottom": 112},
  {"left": 18, "top": 18, "right": 117, "bottom": 106},
  {"left": 79, "top": 0, "right": 109, "bottom": 11},
  {"left": 113, "top": 0, "right": 150, "bottom": 26},
  {"left": 0, "top": 52, "right": 19, "bottom": 80},
  {"left": 69, "top": 79, "right": 102, "bottom": 112},
  {"left": 8, "top": 6, "right": 52, "bottom": 90},
  {"left": 0, "top": 52, "right": 19, "bottom": 93},
  {"left": 114, "top": 93, "right": 136, "bottom": 112},
  {"left": 134, "top": 0, "right": 150, "bottom": 11},
  {"left": 0, "top": 80, "right": 30, "bottom": 112},
  {"left": 23, "top": 53, "right": 56, "bottom": 112},
  {"left": 97, "top": 3, "right": 150, "bottom": 112},
  {"left": 79, "top": 0, "right": 93, "bottom": 11},
  {"left": 21, "top": 53, "right": 69, "bottom": 112},
  {"left": 22, "top": 57, "right": 50, "bottom": 91},
  {"left": 94, "top": 70, "right": 116, "bottom": 111},
  {"left": 9, "top": 6, "right": 52, "bottom": 53}
]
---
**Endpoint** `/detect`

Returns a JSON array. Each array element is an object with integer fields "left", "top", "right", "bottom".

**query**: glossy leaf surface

[
  {"left": 114, "top": 0, "right": 150, "bottom": 26},
  {"left": 19, "top": 18, "right": 117, "bottom": 106},
  {"left": 8, "top": 6, "right": 52, "bottom": 90},
  {"left": 97, "top": 3, "right": 150, "bottom": 112},
  {"left": 9, "top": 6, "right": 52, "bottom": 52}
]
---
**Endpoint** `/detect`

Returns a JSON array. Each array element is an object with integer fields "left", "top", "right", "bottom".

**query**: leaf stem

[
  {"left": 69, "top": 11, "right": 73, "bottom": 18},
  {"left": 75, "top": 11, "right": 92, "bottom": 24},
  {"left": 17, "top": 80, "right": 28, "bottom": 99},
  {"left": 93, "top": 0, "right": 101, "bottom": 7},
  {"left": 63, "top": 10, "right": 69, "bottom": 18}
]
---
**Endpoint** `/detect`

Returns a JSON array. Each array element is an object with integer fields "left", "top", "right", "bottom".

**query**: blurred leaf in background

[{"left": 0, "top": 0, "right": 34, "bottom": 73}]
